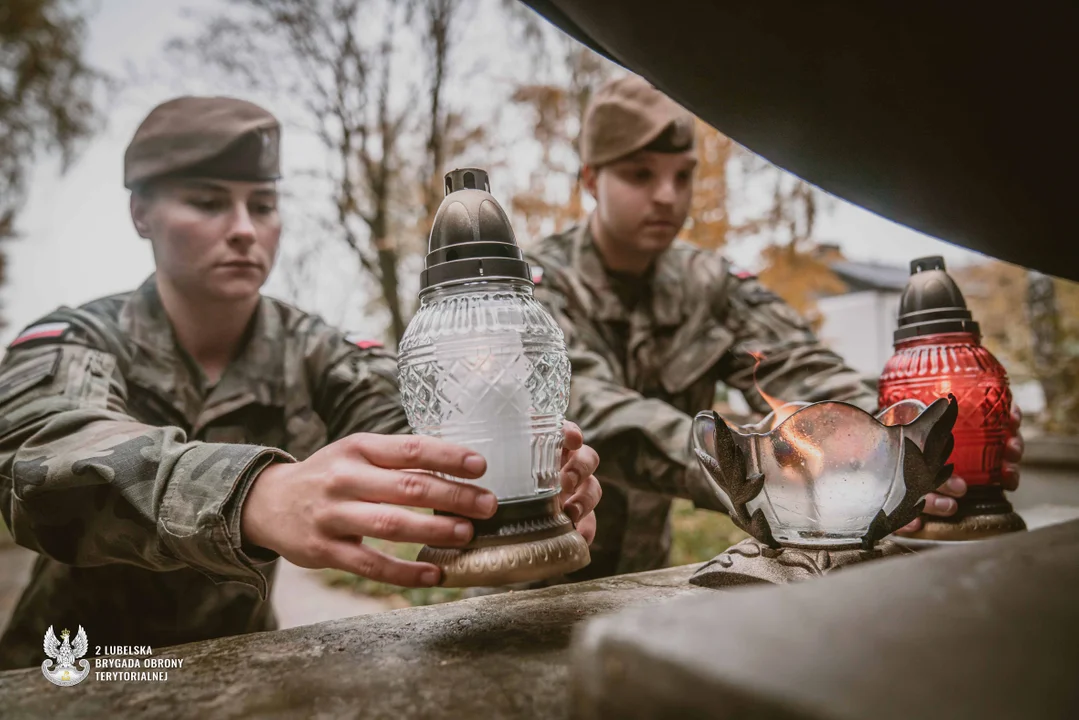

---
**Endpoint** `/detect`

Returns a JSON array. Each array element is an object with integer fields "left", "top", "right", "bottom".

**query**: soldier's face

[
  {"left": 131, "top": 179, "right": 281, "bottom": 302},
  {"left": 585, "top": 149, "right": 696, "bottom": 256}
]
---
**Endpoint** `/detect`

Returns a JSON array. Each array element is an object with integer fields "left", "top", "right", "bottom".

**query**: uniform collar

[
  {"left": 215, "top": 291, "right": 288, "bottom": 410},
  {"left": 120, "top": 275, "right": 287, "bottom": 423},
  {"left": 571, "top": 219, "right": 686, "bottom": 327}
]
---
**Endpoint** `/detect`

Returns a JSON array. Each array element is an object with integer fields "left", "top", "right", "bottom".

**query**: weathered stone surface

[
  {"left": 1021, "top": 503, "right": 1079, "bottom": 530},
  {"left": 571, "top": 519, "right": 1079, "bottom": 720},
  {"left": 0, "top": 565, "right": 705, "bottom": 719},
  {"left": 1, "top": 489, "right": 1076, "bottom": 717},
  {"left": 690, "top": 537, "right": 912, "bottom": 588},
  {"left": 0, "top": 546, "right": 34, "bottom": 639},
  {"left": 1025, "top": 435, "right": 1079, "bottom": 469}
]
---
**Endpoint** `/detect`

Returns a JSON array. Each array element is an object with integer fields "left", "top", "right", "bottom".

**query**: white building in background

[{"left": 815, "top": 260, "right": 908, "bottom": 378}]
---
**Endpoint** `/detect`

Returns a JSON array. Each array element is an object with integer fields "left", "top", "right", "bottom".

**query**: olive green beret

[
  {"left": 579, "top": 74, "right": 696, "bottom": 166},
  {"left": 124, "top": 96, "right": 281, "bottom": 189}
]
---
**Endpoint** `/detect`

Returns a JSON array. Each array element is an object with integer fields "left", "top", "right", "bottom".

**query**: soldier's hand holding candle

[
  {"left": 240, "top": 429, "right": 601, "bottom": 587},
  {"left": 897, "top": 404, "right": 1024, "bottom": 535},
  {"left": 559, "top": 421, "right": 602, "bottom": 544}
]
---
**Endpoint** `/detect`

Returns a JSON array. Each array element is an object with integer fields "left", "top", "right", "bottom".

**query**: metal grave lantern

[{"left": 688, "top": 396, "right": 959, "bottom": 587}]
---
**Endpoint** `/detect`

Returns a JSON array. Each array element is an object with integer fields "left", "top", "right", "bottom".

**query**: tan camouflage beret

[
  {"left": 579, "top": 74, "right": 696, "bottom": 166},
  {"left": 124, "top": 96, "right": 281, "bottom": 189}
]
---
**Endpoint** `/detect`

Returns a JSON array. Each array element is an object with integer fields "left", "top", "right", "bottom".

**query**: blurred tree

[
  {"left": 412, "top": 0, "right": 487, "bottom": 249},
  {"left": 679, "top": 119, "right": 733, "bottom": 251},
  {"left": 954, "top": 260, "right": 1079, "bottom": 434},
  {"left": 508, "top": 44, "right": 613, "bottom": 239},
  {"left": 0, "top": 0, "right": 106, "bottom": 326},
  {"left": 1044, "top": 276, "right": 1079, "bottom": 434},
  {"left": 1027, "top": 270, "right": 1065, "bottom": 422},
  {"left": 172, "top": 0, "right": 411, "bottom": 343},
  {"left": 954, "top": 261, "right": 1035, "bottom": 376},
  {"left": 499, "top": 3, "right": 616, "bottom": 239},
  {"left": 681, "top": 124, "right": 846, "bottom": 328},
  {"left": 728, "top": 152, "right": 843, "bottom": 324},
  {"left": 173, "top": 0, "right": 481, "bottom": 345},
  {"left": 418, "top": 0, "right": 457, "bottom": 234},
  {"left": 755, "top": 243, "right": 847, "bottom": 329}
]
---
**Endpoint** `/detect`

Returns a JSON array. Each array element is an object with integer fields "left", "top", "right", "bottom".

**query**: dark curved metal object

[
  {"left": 692, "top": 397, "right": 957, "bottom": 552},
  {"left": 573, "top": 519, "right": 1079, "bottom": 719},
  {"left": 520, "top": 1, "right": 1077, "bottom": 280}
]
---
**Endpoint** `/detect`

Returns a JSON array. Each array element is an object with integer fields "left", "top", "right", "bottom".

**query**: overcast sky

[{"left": 0, "top": 0, "right": 991, "bottom": 347}]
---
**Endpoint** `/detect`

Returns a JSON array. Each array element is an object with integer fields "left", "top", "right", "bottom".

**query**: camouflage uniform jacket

[
  {"left": 524, "top": 223, "right": 878, "bottom": 579},
  {"left": 0, "top": 276, "right": 408, "bottom": 669}
]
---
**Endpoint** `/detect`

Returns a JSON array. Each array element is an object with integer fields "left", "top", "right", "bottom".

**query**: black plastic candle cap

[
  {"left": 894, "top": 256, "right": 980, "bottom": 342},
  {"left": 419, "top": 168, "right": 532, "bottom": 294}
]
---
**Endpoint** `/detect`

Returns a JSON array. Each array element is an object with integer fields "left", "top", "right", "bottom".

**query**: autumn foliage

[
  {"left": 1, "top": 0, "right": 106, "bottom": 328},
  {"left": 507, "top": 44, "right": 611, "bottom": 240},
  {"left": 679, "top": 119, "right": 733, "bottom": 251},
  {"left": 755, "top": 244, "right": 848, "bottom": 325}
]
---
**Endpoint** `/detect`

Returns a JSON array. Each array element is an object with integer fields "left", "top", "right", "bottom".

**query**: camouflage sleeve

[
  {"left": 0, "top": 342, "right": 290, "bottom": 599},
  {"left": 717, "top": 274, "right": 879, "bottom": 413},
  {"left": 533, "top": 275, "right": 726, "bottom": 513},
  {"left": 307, "top": 330, "right": 411, "bottom": 441}
]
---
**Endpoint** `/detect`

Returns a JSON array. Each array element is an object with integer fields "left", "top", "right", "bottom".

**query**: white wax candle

[{"left": 434, "top": 331, "right": 535, "bottom": 500}]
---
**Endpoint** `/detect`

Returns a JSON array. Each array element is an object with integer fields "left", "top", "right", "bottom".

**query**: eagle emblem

[
  {"left": 669, "top": 116, "right": 694, "bottom": 147},
  {"left": 42, "top": 625, "right": 90, "bottom": 686},
  {"left": 259, "top": 127, "right": 279, "bottom": 175}
]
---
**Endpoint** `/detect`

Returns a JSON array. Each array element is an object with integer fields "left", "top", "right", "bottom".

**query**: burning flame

[
  {"left": 747, "top": 350, "right": 825, "bottom": 476},
  {"left": 747, "top": 350, "right": 801, "bottom": 430},
  {"left": 777, "top": 424, "right": 827, "bottom": 478}
]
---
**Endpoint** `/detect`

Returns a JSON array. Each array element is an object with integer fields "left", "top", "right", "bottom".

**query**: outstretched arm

[{"left": 0, "top": 342, "right": 287, "bottom": 596}]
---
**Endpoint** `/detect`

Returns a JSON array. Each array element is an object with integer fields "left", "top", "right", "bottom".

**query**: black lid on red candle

[
  {"left": 894, "top": 256, "right": 980, "bottom": 342},
  {"left": 419, "top": 168, "right": 532, "bottom": 294}
]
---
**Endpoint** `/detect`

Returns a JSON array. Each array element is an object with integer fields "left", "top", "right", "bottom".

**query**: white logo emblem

[{"left": 42, "top": 625, "right": 90, "bottom": 687}]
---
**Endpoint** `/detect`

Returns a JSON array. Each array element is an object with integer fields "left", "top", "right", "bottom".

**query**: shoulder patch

[
  {"left": 731, "top": 265, "right": 756, "bottom": 280},
  {"left": 531, "top": 266, "right": 544, "bottom": 285},
  {"left": 345, "top": 333, "right": 383, "bottom": 350},
  {"left": 8, "top": 322, "right": 71, "bottom": 349}
]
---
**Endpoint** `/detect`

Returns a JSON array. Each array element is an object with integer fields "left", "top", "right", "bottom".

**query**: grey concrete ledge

[
  {"left": 1024, "top": 435, "right": 1079, "bottom": 468},
  {"left": 0, "top": 565, "right": 706, "bottom": 719},
  {"left": 570, "top": 519, "right": 1079, "bottom": 720}
]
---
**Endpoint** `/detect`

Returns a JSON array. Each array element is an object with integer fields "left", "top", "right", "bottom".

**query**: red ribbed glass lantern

[
  {"left": 878, "top": 257, "right": 1025, "bottom": 540},
  {"left": 880, "top": 333, "right": 1012, "bottom": 486}
]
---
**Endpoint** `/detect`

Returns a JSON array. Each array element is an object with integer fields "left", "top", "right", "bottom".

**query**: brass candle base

[
  {"left": 418, "top": 493, "right": 590, "bottom": 587},
  {"left": 908, "top": 485, "right": 1027, "bottom": 541}
]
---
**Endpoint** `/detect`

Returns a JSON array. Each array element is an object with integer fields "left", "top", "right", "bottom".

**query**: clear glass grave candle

[{"left": 397, "top": 168, "right": 570, "bottom": 501}]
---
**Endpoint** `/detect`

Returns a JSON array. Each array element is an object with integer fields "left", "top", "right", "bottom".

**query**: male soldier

[
  {"left": 0, "top": 96, "right": 601, "bottom": 669},
  {"left": 524, "top": 74, "right": 1023, "bottom": 580}
]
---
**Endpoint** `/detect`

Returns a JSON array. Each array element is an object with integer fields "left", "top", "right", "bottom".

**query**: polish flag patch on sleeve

[
  {"left": 9, "top": 322, "right": 70, "bottom": 348},
  {"left": 531, "top": 266, "right": 544, "bottom": 285},
  {"left": 346, "top": 333, "right": 383, "bottom": 350}
]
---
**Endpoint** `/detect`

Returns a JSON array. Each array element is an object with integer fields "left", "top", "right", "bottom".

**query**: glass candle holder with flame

[
  {"left": 687, "top": 396, "right": 959, "bottom": 587},
  {"left": 397, "top": 168, "right": 590, "bottom": 587}
]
